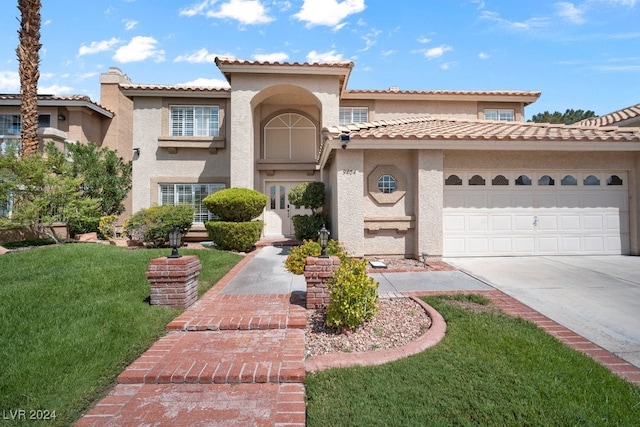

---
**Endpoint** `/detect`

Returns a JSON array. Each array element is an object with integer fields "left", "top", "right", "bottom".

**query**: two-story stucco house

[{"left": 94, "top": 59, "right": 640, "bottom": 259}]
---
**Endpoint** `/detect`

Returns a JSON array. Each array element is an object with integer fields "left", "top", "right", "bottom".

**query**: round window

[{"left": 377, "top": 174, "right": 396, "bottom": 194}]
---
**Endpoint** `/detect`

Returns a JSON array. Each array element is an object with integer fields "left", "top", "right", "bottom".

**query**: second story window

[
  {"left": 339, "top": 107, "right": 368, "bottom": 125},
  {"left": 170, "top": 105, "right": 219, "bottom": 137},
  {"left": 484, "top": 109, "right": 514, "bottom": 121}
]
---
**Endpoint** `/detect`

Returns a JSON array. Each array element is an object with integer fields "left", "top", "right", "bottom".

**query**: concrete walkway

[{"left": 76, "top": 248, "right": 640, "bottom": 426}]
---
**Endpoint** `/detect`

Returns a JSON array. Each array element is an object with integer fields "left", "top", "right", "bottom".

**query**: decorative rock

[{"left": 0, "top": 246, "right": 8, "bottom": 255}]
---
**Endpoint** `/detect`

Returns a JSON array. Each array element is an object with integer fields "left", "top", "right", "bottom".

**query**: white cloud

[
  {"left": 180, "top": 0, "right": 216, "bottom": 17},
  {"left": 0, "top": 70, "right": 19, "bottom": 92},
  {"left": 294, "top": 0, "right": 365, "bottom": 28},
  {"left": 177, "top": 77, "right": 230, "bottom": 88},
  {"left": 478, "top": 52, "right": 490, "bottom": 59},
  {"left": 440, "top": 62, "right": 457, "bottom": 70},
  {"left": 253, "top": 52, "right": 289, "bottom": 62},
  {"left": 471, "top": 0, "right": 485, "bottom": 8},
  {"left": 113, "top": 36, "right": 165, "bottom": 63},
  {"left": 424, "top": 45, "right": 452, "bottom": 59},
  {"left": 181, "top": 0, "right": 273, "bottom": 24},
  {"left": 38, "top": 84, "right": 74, "bottom": 95},
  {"left": 174, "top": 48, "right": 221, "bottom": 63},
  {"left": 417, "top": 36, "right": 431, "bottom": 44},
  {"left": 480, "top": 10, "right": 549, "bottom": 31},
  {"left": 78, "top": 38, "right": 121, "bottom": 57},
  {"left": 602, "top": 0, "right": 636, "bottom": 5},
  {"left": 556, "top": 2, "right": 586, "bottom": 24},
  {"left": 306, "top": 50, "right": 345, "bottom": 62},
  {"left": 359, "top": 28, "right": 381, "bottom": 52},
  {"left": 123, "top": 19, "right": 138, "bottom": 30},
  {"left": 381, "top": 49, "right": 395, "bottom": 57}
]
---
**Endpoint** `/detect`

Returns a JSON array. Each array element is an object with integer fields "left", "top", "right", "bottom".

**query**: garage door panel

[
  {"left": 444, "top": 215, "right": 465, "bottom": 231},
  {"left": 491, "top": 215, "right": 512, "bottom": 230},
  {"left": 560, "top": 215, "right": 580, "bottom": 230},
  {"left": 537, "top": 215, "right": 558, "bottom": 231},
  {"left": 538, "top": 237, "right": 559, "bottom": 253},
  {"left": 490, "top": 238, "right": 512, "bottom": 253},
  {"left": 468, "top": 216, "right": 488, "bottom": 231},
  {"left": 443, "top": 171, "right": 629, "bottom": 256},
  {"left": 514, "top": 215, "right": 534, "bottom": 231}
]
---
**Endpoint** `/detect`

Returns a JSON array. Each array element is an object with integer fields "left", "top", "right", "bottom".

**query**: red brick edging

[{"left": 305, "top": 296, "right": 446, "bottom": 372}]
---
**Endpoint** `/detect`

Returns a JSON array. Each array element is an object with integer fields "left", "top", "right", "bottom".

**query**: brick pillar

[
  {"left": 146, "top": 255, "right": 201, "bottom": 309},
  {"left": 304, "top": 256, "right": 340, "bottom": 309}
]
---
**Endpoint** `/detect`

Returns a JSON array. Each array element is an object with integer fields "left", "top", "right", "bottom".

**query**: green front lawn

[
  {"left": 0, "top": 244, "right": 242, "bottom": 427},
  {"left": 306, "top": 294, "right": 640, "bottom": 426}
]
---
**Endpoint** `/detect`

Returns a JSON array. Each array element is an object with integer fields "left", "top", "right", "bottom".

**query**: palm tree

[{"left": 16, "top": 0, "right": 42, "bottom": 156}]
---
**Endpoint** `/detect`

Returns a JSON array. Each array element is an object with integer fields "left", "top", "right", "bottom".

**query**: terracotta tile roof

[
  {"left": 120, "top": 84, "right": 230, "bottom": 92},
  {"left": 214, "top": 57, "right": 354, "bottom": 69},
  {"left": 325, "top": 116, "right": 640, "bottom": 142},
  {"left": 346, "top": 89, "right": 541, "bottom": 97},
  {"left": 577, "top": 103, "right": 640, "bottom": 127},
  {"left": 0, "top": 94, "right": 113, "bottom": 116}
]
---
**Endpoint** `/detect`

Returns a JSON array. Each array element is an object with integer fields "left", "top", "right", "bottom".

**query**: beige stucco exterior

[{"left": 8, "top": 59, "right": 632, "bottom": 258}]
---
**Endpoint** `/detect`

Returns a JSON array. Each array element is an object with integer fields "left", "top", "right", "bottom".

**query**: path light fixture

[
  {"left": 168, "top": 226, "right": 182, "bottom": 258},
  {"left": 318, "top": 224, "right": 330, "bottom": 258}
]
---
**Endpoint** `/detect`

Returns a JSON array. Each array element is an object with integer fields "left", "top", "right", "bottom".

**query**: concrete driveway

[{"left": 445, "top": 256, "right": 640, "bottom": 369}]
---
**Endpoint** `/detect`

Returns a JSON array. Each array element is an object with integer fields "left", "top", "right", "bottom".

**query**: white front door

[{"left": 263, "top": 181, "right": 313, "bottom": 237}]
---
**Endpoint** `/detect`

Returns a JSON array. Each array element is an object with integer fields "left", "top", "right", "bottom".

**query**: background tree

[
  {"left": 17, "top": 0, "right": 42, "bottom": 156},
  {"left": 66, "top": 142, "right": 132, "bottom": 217},
  {"left": 528, "top": 109, "right": 597, "bottom": 125}
]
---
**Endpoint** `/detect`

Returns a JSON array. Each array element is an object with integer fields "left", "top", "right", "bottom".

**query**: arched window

[
  {"left": 607, "top": 175, "right": 623, "bottom": 186},
  {"left": 584, "top": 175, "right": 600, "bottom": 186},
  {"left": 561, "top": 175, "right": 577, "bottom": 186},
  {"left": 377, "top": 175, "right": 397, "bottom": 193},
  {"left": 515, "top": 175, "right": 532, "bottom": 186},
  {"left": 264, "top": 113, "right": 316, "bottom": 161},
  {"left": 469, "top": 174, "right": 486, "bottom": 186},
  {"left": 445, "top": 174, "right": 462, "bottom": 185},
  {"left": 492, "top": 175, "right": 509, "bottom": 186},
  {"left": 538, "top": 175, "right": 555, "bottom": 186}
]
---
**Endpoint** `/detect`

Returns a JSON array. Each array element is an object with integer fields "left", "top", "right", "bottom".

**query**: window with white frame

[
  {"left": 339, "top": 107, "right": 368, "bottom": 125},
  {"left": 159, "top": 183, "right": 225, "bottom": 223},
  {"left": 484, "top": 109, "right": 514, "bottom": 121},
  {"left": 170, "top": 106, "right": 219, "bottom": 137}
]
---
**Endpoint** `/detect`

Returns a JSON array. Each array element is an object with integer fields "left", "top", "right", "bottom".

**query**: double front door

[{"left": 263, "top": 181, "right": 313, "bottom": 236}]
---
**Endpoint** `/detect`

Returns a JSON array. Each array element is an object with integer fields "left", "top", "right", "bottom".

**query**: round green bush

[
  {"left": 288, "top": 181, "right": 325, "bottom": 212},
  {"left": 205, "top": 220, "right": 264, "bottom": 252},
  {"left": 202, "top": 188, "right": 267, "bottom": 222},
  {"left": 284, "top": 239, "right": 348, "bottom": 275}
]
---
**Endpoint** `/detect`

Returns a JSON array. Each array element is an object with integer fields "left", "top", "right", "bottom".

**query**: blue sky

[{"left": 0, "top": 0, "right": 638, "bottom": 119}]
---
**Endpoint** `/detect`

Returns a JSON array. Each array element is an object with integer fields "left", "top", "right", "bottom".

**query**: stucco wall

[
  {"left": 130, "top": 97, "right": 231, "bottom": 214},
  {"left": 333, "top": 149, "right": 365, "bottom": 257}
]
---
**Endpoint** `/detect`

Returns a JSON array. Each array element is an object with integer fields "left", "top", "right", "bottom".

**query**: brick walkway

[
  {"left": 76, "top": 251, "right": 640, "bottom": 426},
  {"left": 76, "top": 251, "right": 307, "bottom": 427}
]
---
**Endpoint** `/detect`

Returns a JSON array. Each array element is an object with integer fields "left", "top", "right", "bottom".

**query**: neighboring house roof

[
  {"left": 0, "top": 94, "right": 113, "bottom": 118},
  {"left": 343, "top": 89, "right": 542, "bottom": 105},
  {"left": 324, "top": 116, "right": 640, "bottom": 142},
  {"left": 577, "top": 103, "right": 640, "bottom": 127}
]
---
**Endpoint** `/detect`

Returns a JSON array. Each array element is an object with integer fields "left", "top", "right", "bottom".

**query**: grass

[
  {"left": 306, "top": 294, "right": 640, "bottom": 427},
  {"left": 0, "top": 243, "right": 242, "bottom": 427}
]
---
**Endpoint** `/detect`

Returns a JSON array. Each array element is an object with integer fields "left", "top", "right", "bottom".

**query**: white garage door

[{"left": 444, "top": 171, "right": 630, "bottom": 256}]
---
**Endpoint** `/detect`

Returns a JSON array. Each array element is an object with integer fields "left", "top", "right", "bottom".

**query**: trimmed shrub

[
  {"left": 202, "top": 188, "right": 267, "bottom": 222},
  {"left": 326, "top": 258, "right": 379, "bottom": 330},
  {"left": 98, "top": 214, "right": 117, "bottom": 240},
  {"left": 205, "top": 220, "right": 263, "bottom": 252},
  {"left": 284, "top": 239, "right": 348, "bottom": 275},
  {"left": 124, "top": 205, "right": 194, "bottom": 246},
  {"left": 291, "top": 213, "right": 329, "bottom": 241}
]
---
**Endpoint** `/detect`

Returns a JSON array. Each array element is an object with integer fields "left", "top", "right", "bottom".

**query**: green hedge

[
  {"left": 124, "top": 205, "right": 194, "bottom": 246},
  {"left": 291, "top": 213, "right": 329, "bottom": 241},
  {"left": 202, "top": 188, "right": 267, "bottom": 222},
  {"left": 205, "top": 220, "right": 264, "bottom": 252}
]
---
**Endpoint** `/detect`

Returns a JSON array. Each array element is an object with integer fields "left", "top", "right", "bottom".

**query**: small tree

[{"left": 288, "top": 182, "right": 328, "bottom": 240}]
